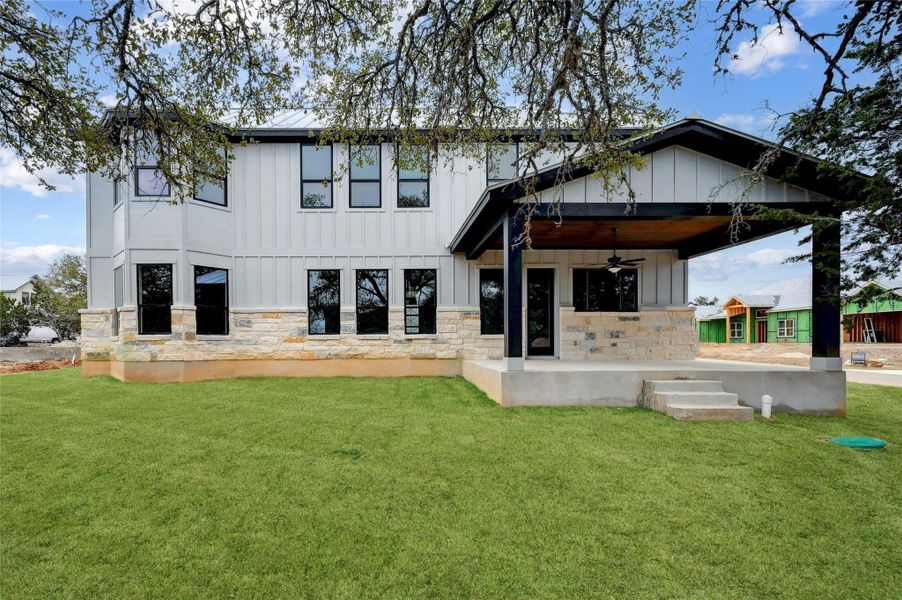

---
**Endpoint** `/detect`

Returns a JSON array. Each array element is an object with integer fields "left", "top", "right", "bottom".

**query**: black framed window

[
  {"left": 193, "top": 147, "right": 228, "bottom": 206},
  {"left": 308, "top": 270, "right": 341, "bottom": 335},
  {"left": 301, "top": 144, "right": 333, "bottom": 208},
  {"left": 137, "top": 264, "right": 172, "bottom": 334},
  {"left": 356, "top": 269, "right": 388, "bottom": 334},
  {"left": 135, "top": 133, "right": 171, "bottom": 197},
  {"left": 487, "top": 143, "right": 518, "bottom": 185},
  {"left": 479, "top": 269, "right": 504, "bottom": 335},
  {"left": 112, "top": 265, "right": 123, "bottom": 336},
  {"left": 194, "top": 266, "right": 229, "bottom": 335},
  {"left": 397, "top": 145, "right": 429, "bottom": 207},
  {"left": 404, "top": 269, "right": 436, "bottom": 334},
  {"left": 350, "top": 144, "right": 381, "bottom": 208},
  {"left": 572, "top": 268, "right": 638, "bottom": 312}
]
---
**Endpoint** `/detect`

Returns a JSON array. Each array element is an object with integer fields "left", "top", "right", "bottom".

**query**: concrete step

[
  {"left": 665, "top": 403, "right": 755, "bottom": 421},
  {"left": 652, "top": 391, "right": 740, "bottom": 410},
  {"left": 643, "top": 379, "right": 725, "bottom": 393}
]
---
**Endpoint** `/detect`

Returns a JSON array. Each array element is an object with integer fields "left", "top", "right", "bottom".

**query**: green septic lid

[{"left": 830, "top": 436, "right": 888, "bottom": 450}]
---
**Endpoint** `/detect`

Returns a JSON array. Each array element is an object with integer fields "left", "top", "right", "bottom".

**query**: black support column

[
  {"left": 810, "top": 216, "right": 842, "bottom": 370},
  {"left": 503, "top": 208, "right": 524, "bottom": 370}
]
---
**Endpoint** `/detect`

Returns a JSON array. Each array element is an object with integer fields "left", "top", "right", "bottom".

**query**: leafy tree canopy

[
  {"left": 29, "top": 254, "right": 87, "bottom": 340},
  {"left": 0, "top": 294, "right": 30, "bottom": 337},
  {"left": 1, "top": 0, "right": 898, "bottom": 286}
]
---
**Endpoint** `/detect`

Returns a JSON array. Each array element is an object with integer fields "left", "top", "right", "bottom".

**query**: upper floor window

[
  {"left": 137, "top": 264, "right": 172, "bottom": 334},
  {"left": 479, "top": 269, "right": 504, "bottom": 335},
  {"left": 308, "top": 270, "right": 340, "bottom": 335},
  {"left": 397, "top": 145, "right": 429, "bottom": 208},
  {"left": 404, "top": 269, "right": 436, "bottom": 334},
  {"left": 350, "top": 144, "right": 381, "bottom": 208},
  {"left": 356, "top": 269, "right": 388, "bottom": 334},
  {"left": 195, "top": 266, "right": 229, "bottom": 335},
  {"left": 135, "top": 133, "right": 171, "bottom": 197},
  {"left": 572, "top": 268, "right": 638, "bottom": 312},
  {"left": 487, "top": 142, "right": 518, "bottom": 186},
  {"left": 194, "top": 147, "right": 228, "bottom": 206},
  {"left": 301, "top": 144, "right": 333, "bottom": 208}
]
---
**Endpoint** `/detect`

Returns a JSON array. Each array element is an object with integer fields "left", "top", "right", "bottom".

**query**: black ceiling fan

[{"left": 602, "top": 227, "right": 645, "bottom": 272}]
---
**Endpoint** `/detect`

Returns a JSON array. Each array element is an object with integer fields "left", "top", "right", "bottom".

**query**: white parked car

[{"left": 22, "top": 326, "right": 61, "bottom": 344}]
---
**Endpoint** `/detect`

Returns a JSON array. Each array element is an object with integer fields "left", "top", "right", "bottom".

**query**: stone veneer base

[{"left": 84, "top": 358, "right": 462, "bottom": 383}]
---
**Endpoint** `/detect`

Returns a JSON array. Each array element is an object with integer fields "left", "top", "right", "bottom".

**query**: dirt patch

[
  {"left": 0, "top": 359, "right": 81, "bottom": 375},
  {"left": 697, "top": 342, "right": 902, "bottom": 368}
]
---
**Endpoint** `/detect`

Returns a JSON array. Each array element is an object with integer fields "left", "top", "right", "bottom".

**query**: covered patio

[{"left": 451, "top": 119, "right": 852, "bottom": 415}]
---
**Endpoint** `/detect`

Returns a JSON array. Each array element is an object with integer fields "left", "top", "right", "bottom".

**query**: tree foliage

[
  {"left": 690, "top": 296, "right": 719, "bottom": 306},
  {"left": 0, "top": 0, "right": 898, "bottom": 284},
  {"left": 713, "top": 0, "right": 901, "bottom": 290},
  {"left": 0, "top": 294, "right": 30, "bottom": 337},
  {"left": 29, "top": 254, "right": 88, "bottom": 340}
]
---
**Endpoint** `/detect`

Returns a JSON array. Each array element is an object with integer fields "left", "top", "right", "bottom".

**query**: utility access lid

[{"left": 829, "top": 436, "right": 888, "bottom": 450}]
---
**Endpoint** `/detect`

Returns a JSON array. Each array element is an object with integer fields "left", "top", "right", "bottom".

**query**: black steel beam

[
  {"left": 811, "top": 218, "right": 842, "bottom": 359},
  {"left": 466, "top": 215, "right": 504, "bottom": 260},
  {"left": 504, "top": 209, "right": 523, "bottom": 359}
]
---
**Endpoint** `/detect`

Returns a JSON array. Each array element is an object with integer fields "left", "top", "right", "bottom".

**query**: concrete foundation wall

[{"left": 463, "top": 360, "right": 846, "bottom": 415}]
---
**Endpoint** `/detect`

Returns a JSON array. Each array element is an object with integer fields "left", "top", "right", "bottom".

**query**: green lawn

[{"left": 1, "top": 369, "right": 900, "bottom": 599}]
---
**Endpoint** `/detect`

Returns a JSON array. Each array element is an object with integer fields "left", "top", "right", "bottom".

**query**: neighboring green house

[
  {"left": 696, "top": 281, "right": 902, "bottom": 344},
  {"left": 697, "top": 293, "right": 810, "bottom": 344}
]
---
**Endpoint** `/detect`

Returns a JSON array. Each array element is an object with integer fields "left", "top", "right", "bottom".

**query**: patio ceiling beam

[{"left": 466, "top": 215, "right": 505, "bottom": 260}]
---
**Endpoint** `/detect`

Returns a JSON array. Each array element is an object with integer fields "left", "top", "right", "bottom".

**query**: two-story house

[{"left": 80, "top": 114, "right": 849, "bottom": 415}]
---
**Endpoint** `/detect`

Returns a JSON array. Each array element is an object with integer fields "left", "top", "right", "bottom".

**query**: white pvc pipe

[{"left": 761, "top": 394, "right": 773, "bottom": 419}]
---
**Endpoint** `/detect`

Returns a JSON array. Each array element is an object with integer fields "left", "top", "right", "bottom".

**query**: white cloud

[
  {"left": 753, "top": 276, "right": 811, "bottom": 296},
  {"left": 0, "top": 148, "right": 84, "bottom": 198},
  {"left": 747, "top": 248, "right": 796, "bottom": 266},
  {"left": 798, "top": 0, "right": 840, "bottom": 18},
  {"left": 691, "top": 247, "right": 802, "bottom": 282},
  {"left": 0, "top": 244, "right": 85, "bottom": 275},
  {"left": 32, "top": 213, "right": 51, "bottom": 221},
  {"left": 715, "top": 112, "right": 778, "bottom": 135},
  {"left": 729, "top": 22, "right": 801, "bottom": 77}
]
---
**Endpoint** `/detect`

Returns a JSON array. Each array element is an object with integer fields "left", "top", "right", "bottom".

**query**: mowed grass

[{"left": 1, "top": 369, "right": 901, "bottom": 599}]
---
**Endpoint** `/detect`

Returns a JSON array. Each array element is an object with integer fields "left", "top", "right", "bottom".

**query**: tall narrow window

[
  {"left": 572, "top": 268, "right": 638, "bottom": 312},
  {"left": 487, "top": 143, "right": 518, "bottom": 185},
  {"left": 194, "top": 147, "right": 228, "bottom": 206},
  {"left": 404, "top": 269, "right": 436, "bottom": 334},
  {"left": 137, "top": 264, "right": 172, "bottom": 334},
  {"left": 479, "top": 269, "right": 504, "bottom": 335},
  {"left": 308, "top": 270, "right": 341, "bottom": 335},
  {"left": 194, "top": 266, "right": 229, "bottom": 335},
  {"left": 356, "top": 269, "right": 388, "bottom": 334},
  {"left": 397, "top": 145, "right": 429, "bottom": 207},
  {"left": 301, "top": 144, "right": 333, "bottom": 208},
  {"left": 349, "top": 144, "right": 381, "bottom": 208},
  {"left": 112, "top": 265, "right": 123, "bottom": 336},
  {"left": 135, "top": 133, "right": 171, "bottom": 197}
]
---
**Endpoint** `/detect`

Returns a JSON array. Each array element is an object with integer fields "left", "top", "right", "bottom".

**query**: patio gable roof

[{"left": 449, "top": 117, "right": 855, "bottom": 259}]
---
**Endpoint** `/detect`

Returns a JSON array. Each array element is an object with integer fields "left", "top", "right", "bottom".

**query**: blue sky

[{"left": 0, "top": 0, "right": 872, "bottom": 302}]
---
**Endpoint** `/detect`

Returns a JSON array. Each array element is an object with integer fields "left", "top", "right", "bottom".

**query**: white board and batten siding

[
  {"left": 544, "top": 145, "right": 831, "bottom": 205},
  {"left": 88, "top": 143, "right": 806, "bottom": 311}
]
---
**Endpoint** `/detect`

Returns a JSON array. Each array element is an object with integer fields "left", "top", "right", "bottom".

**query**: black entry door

[{"left": 527, "top": 269, "right": 555, "bottom": 356}]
